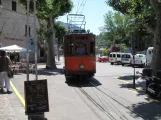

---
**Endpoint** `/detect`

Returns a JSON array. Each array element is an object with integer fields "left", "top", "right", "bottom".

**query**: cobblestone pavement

[{"left": 0, "top": 94, "right": 17, "bottom": 120}]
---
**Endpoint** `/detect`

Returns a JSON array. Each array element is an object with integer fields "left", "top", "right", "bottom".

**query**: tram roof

[
  {"left": 65, "top": 30, "right": 95, "bottom": 36},
  {"left": 65, "top": 33, "right": 94, "bottom": 35}
]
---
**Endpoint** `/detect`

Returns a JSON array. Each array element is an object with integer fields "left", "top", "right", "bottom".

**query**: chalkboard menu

[{"left": 24, "top": 79, "right": 49, "bottom": 114}]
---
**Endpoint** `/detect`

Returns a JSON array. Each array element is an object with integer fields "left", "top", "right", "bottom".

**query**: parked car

[
  {"left": 121, "top": 53, "right": 133, "bottom": 66},
  {"left": 131, "top": 54, "right": 147, "bottom": 67},
  {"left": 98, "top": 56, "right": 109, "bottom": 62},
  {"left": 109, "top": 52, "right": 122, "bottom": 65}
]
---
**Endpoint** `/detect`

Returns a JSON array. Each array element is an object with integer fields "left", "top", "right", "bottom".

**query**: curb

[{"left": 115, "top": 76, "right": 160, "bottom": 103}]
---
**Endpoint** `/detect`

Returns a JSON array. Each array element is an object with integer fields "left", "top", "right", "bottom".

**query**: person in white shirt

[{"left": 0, "top": 50, "right": 12, "bottom": 94}]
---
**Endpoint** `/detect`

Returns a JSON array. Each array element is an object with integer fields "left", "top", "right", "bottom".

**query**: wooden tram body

[{"left": 63, "top": 31, "right": 96, "bottom": 77}]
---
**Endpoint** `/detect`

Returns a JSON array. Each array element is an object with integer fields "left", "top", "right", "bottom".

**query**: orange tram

[{"left": 63, "top": 30, "right": 96, "bottom": 78}]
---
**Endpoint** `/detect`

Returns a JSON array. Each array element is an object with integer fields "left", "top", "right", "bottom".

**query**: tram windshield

[{"left": 75, "top": 43, "right": 88, "bottom": 55}]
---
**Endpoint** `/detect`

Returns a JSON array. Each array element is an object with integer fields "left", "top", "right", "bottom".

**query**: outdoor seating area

[
  {"left": 12, "top": 62, "right": 35, "bottom": 74},
  {"left": 0, "top": 44, "right": 35, "bottom": 75}
]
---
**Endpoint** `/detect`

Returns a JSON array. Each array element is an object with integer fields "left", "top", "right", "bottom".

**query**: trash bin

[{"left": 142, "top": 68, "right": 152, "bottom": 77}]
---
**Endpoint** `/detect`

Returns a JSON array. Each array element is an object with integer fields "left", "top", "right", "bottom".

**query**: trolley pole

[
  {"left": 131, "top": 33, "right": 136, "bottom": 89},
  {"left": 26, "top": 0, "right": 30, "bottom": 82},
  {"left": 33, "top": 0, "right": 38, "bottom": 80},
  {"left": 27, "top": 1, "right": 46, "bottom": 120},
  {"left": 133, "top": 54, "right": 136, "bottom": 89}
]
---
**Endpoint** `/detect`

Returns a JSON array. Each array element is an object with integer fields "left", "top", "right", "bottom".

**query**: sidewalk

[
  {"left": 0, "top": 59, "right": 64, "bottom": 120},
  {"left": 117, "top": 75, "right": 147, "bottom": 92},
  {"left": 0, "top": 94, "right": 17, "bottom": 120}
]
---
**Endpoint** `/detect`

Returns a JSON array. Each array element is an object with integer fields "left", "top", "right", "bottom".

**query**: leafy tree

[
  {"left": 107, "top": 0, "right": 161, "bottom": 74},
  {"left": 120, "top": 43, "right": 128, "bottom": 52},
  {"left": 102, "top": 49, "right": 109, "bottom": 56},
  {"left": 18, "top": 0, "right": 73, "bottom": 69},
  {"left": 55, "top": 23, "right": 67, "bottom": 60},
  {"left": 100, "top": 11, "right": 133, "bottom": 49}
]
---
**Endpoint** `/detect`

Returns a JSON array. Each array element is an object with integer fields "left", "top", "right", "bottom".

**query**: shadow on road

[
  {"left": 119, "top": 83, "right": 146, "bottom": 95},
  {"left": 130, "top": 101, "right": 161, "bottom": 120},
  {"left": 30, "top": 68, "right": 64, "bottom": 76},
  {"left": 65, "top": 76, "right": 102, "bottom": 87},
  {"left": 118, "top": 75, "right": 140, "bottom": 81}
]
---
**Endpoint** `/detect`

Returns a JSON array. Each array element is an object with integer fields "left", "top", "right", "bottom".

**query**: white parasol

[{"left": 0, "top": 45, "right": 29, "bottom": 52}]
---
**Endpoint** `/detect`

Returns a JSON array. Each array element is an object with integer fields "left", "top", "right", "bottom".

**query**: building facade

[{"left": 0, "top": 0, "right": 45, "bottom": 62}]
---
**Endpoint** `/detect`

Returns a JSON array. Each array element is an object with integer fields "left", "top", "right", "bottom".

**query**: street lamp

[
  {"left": 131, "top": 32, "right": 136, "bottom": 89},
  {"left": 26, "top": 0, "right": 30, "bottom": 82},
  {"left": 26, "top": 0, "right": 38, "bottom": 81},
  {"left": 33, "top": 0, "right": 38, "bottom": 80}
]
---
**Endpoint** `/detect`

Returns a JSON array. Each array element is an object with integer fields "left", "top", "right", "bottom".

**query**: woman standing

[{"left": 0, "top": 50, "right": 12, "bottom": 94}]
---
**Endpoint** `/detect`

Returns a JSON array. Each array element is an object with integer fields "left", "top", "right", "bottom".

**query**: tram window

[
  {"left": 67, "top": 42, "right": 74, "bottom": 55},
  {"left": 75, "top": 43, "right": 87, "bottom": 55},
  {"left": 67, "top": 36, "right": 72, "bottom": 40},
  {"left": 75, "top": 36, "right": 86, "bottom": 40},
  {"left": 90, "top": 42, "right": 95, "bottom": 55}
]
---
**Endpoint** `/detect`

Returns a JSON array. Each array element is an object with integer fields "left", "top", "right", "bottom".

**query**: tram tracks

[
  {"left": 78, "top": 85, "right": 117, "bottom": 120},
  {"left": 77, "top": 79, "right": 147, "bottom": 120}
]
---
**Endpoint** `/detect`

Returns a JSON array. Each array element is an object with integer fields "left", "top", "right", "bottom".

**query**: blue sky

[{"left": 57, "top": 0, "right": 114, "bottom": 35}]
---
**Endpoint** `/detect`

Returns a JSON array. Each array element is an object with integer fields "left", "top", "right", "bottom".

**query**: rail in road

[
  {"left": 76, "top": 78, "right": 147, "bottom": 120},
  {"left": 10, "top": 74, "right": 160, "bottom": 120}
]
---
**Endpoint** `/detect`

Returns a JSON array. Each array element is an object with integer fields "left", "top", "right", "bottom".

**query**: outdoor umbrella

[{"left": 0, "top": 45, "right": 30, "bottom": 52}]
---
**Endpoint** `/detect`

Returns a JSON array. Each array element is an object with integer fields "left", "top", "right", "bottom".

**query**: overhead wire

[
  {"left": 76, "top": 0, "right": 87, "bottom": 14},
  {"left": 79, "top": 0, "right": 87, "bottom": 14}
]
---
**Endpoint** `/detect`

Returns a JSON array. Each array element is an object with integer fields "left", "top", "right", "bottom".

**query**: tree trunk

[
  {"left": 58, "top": 42, "right": 60, "bottom": 61},
  {"left": 46, "top": 15, "right": 57, "bottom": 69},
  {"left": 151, "top": 12, "right": 161, "bottom": 75}
]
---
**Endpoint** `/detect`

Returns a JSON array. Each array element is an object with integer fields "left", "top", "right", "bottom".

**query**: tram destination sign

[{"left": 24, "top": 79, "right": 49, "bottom": 114}]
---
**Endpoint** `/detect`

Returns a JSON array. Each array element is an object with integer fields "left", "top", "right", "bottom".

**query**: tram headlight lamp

[{"left": 80, "top": 64, "right": 84, "bottom": 69}]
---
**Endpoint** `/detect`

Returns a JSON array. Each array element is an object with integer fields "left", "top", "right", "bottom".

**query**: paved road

[{"left": 10, "top": 62, "right": 161, "bottom": 120}]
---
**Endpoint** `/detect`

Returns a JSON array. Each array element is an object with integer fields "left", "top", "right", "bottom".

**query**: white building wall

[{"left": 0, "top": 0, "right": 43, "bottom": 62}]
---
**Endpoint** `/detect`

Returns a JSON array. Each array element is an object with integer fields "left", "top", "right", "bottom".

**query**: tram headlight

[{"left": 79, "top": 64, "right": 84, "bottom": 69}]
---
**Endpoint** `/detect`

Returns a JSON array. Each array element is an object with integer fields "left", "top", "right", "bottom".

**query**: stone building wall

[{"left": 0, "top": 0, "right": 43, "bottom": 62}]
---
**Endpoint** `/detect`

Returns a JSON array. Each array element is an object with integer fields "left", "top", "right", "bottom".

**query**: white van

[
  {"left": 131, "top": 54, "right": 147, "bottom": 67},
  {"left": 121, "top": 53, "right": 133, "bottom": 66},
  {"left": 109, "top": 52, "right": 122, "bottom": 65},
  {"left": 146, "top": 47, "right": 153, "bottom": 66}
]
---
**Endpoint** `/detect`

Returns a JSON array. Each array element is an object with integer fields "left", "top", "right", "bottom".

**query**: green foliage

[
  {"left": 18, "top": 0, "right": 73, "bottom": 20},
  {"left": 107, "top": 0, "right": 156, "bottom": 33},
  {"left": 120, "top": 43, "right": 128, "bottom": 51},
  {"left": 102, "top": 49, "right": 109, "bottom": 56},
  {"left": 36, "top": 22, "right": 67, "bottom": 53},
  {"left": 55, "top": 24, "right": 67, "bottom": 39},
  {"left": 100, "top": 2, "right": 154, "bottom": 51},
  {"left": 100, "top": 11, "right": 132, "bottom": 48}
]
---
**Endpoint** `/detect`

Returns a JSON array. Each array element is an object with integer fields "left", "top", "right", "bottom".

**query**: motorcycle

[
  {"left": 147, "top": 76, "right": 161, "bottom": 98},
  {"left": 136, "top": 69, "right": 161, "bottom": 98}
]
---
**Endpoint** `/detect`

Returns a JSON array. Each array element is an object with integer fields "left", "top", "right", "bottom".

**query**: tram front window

[{"left": 75, "top": 43, "right": 87, "bottom": 55}]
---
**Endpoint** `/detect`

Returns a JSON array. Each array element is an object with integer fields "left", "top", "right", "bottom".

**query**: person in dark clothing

[{"left": 0, "top": 50, "right": 12, "bottom": 94}]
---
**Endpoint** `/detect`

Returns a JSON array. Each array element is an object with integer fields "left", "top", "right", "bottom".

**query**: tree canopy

[
  {"left": 107, "top": 0, "right": 156, "bottom": 33},
  {"left": 106, "top": 0, "right": 161, "bottom": 74},
  {"left": 99, "top": 11, "right": 153, "bottom": 52},
  {"left": 18, "top": 0, "right": 73, "bottom": 69}
]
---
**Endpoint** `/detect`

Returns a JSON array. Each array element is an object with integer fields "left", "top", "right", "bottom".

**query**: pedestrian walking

[{"left": 0, "top": 50, "right": 13, "bottom": 94}]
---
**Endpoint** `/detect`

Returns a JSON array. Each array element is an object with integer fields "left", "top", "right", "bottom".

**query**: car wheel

[
  {"left": 122, "top": 64, "right": 124, "bottom": 66},
  {"left": 111, "top": 62, "right": 113, "bottom": 65}
]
